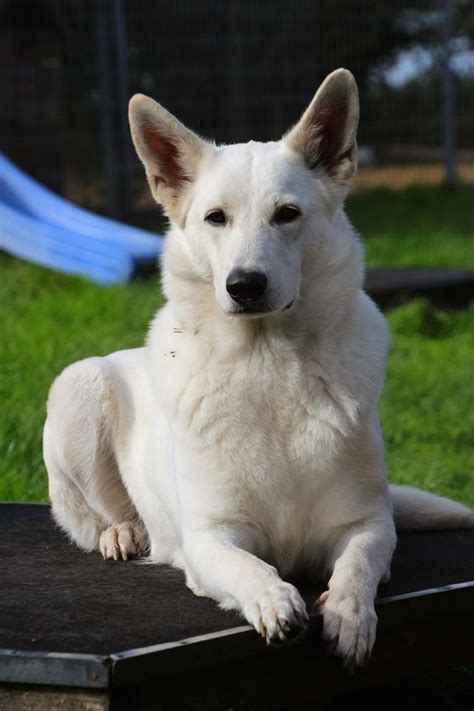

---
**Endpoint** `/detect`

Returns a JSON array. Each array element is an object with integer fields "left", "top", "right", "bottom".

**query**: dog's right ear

[{"left": 129, "top": 94, "right": 210, "bottom": 212}]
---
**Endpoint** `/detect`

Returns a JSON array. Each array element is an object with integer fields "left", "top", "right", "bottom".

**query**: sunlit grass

[{"left": 347, "top": 184, "right": 474, "bottom": 268}]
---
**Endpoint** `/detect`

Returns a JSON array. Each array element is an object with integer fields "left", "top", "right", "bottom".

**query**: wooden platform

[
  {"left": 0, "top": 503, "right": 473, "bottom": 710},
  {"left": 365, "top": 267, "right": 474, "bottom": 309}
]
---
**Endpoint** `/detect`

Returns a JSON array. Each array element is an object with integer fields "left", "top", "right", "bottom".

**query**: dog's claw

[
  {"left": 313, "top": 590, "right": 329, "bottom": 612},
  {"left": 119, "top": 543, "right": 128, "bottom": 561}
]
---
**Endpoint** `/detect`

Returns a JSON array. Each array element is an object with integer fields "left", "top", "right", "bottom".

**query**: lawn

[
  {"left": 1, "top": 184, "right": 473, "bottom": 504},
  {"left": 347, "top": 183, "right": 474, "bottom": 268}
]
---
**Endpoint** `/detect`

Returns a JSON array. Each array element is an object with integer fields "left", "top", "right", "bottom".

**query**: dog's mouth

[{"left": 231, "top": 299, "right": 295, "bottom": 317}]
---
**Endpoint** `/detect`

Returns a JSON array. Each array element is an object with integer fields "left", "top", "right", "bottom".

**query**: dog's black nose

[{"left": 226, "top": 269, "right": 268, "bottom": 304}]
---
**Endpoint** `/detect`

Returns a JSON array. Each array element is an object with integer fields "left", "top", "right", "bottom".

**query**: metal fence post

[
  {"left": 113, "top": 0, "right": 132, "bottom": 219},
  {"left": 96, "top": 0, "right": 120, "bottom": 218},
  {"left": 440, "top": 0, "right": 457, "bottom": 187}
]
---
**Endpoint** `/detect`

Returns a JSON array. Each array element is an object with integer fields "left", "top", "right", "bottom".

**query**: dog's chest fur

[
  {"left": 153, "top": 309, "right": 356, "bottom": 451},
  {"left": 147, "top": 305, "right": 367, "bottom": 567}
]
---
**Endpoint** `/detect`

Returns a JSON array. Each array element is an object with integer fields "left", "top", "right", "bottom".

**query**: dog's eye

[
  {"left": 274, "top": 205, "right": 301, "bottom": 224},
  {"left": 205, "top": 209, "right": 227, "bottom": 226}
]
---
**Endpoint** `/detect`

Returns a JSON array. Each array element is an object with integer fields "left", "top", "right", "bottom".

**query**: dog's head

[{"left": 129, "top": 69, "right": 359, "bottom": 317}]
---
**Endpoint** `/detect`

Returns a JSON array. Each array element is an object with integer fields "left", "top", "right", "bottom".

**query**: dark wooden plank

[
  {"left": 127, "top": 609, "right": 473, "bottom": 710},
  {"left": 0, "top": 503, "right": 472, "bottom": 692},
  {"left": 365, "top": 267, "right": 474, "bottom": 309},
  {"left": 108, "top": 582, "right": 474, "bottom": 688},
  {"left": 0, "top": 649, "right": 110, "bottom": 689},
  {"left": 0, "top": 504, "right": 244, "bottom": 656}
]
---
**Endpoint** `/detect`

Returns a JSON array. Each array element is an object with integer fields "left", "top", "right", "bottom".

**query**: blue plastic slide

[{"left": 0, "top": 153, "right": 162, "bottom": 284}]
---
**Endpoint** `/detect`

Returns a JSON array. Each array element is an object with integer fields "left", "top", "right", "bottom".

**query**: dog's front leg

[
  {"left": 183, "top": 528, "right": 308, "bottom": 642},
  {"left": 317, "top": 517, "right": 396, "bottom": 668}
]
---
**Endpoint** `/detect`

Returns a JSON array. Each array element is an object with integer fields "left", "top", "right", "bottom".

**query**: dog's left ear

[{"left": 284, "top": 69, "right": 359, "bottom": 189}]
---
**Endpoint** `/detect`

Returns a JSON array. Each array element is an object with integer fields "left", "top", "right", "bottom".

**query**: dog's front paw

[
  {"left": 244, "top": 581, "right": 308, "bottom": 644},
  {"left": 100, "top": 522, "right": 147, "bottom": 561},
  {"left": 316, "top": 588, "right": 377, "bottom": 668}
]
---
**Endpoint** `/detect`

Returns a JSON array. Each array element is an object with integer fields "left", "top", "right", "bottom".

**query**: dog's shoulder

[{"left": 313, "top": 289, "right": 388, "bottom": 423}]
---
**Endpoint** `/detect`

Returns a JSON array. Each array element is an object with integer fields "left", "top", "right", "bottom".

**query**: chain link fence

[{"left": 1, "top": 0, "right": 473, "bottom": 223}]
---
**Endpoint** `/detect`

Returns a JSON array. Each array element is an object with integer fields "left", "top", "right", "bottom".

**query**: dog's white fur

[{"left": 44, "top": 69, "right": 473, "bottom": 667}]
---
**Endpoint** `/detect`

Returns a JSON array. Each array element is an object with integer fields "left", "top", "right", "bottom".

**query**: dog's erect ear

[
  {"left": 284, "top": 69, "right": 359, "bottom": 187},
  {"left": 129, "top": 94, "right": 210, "bottom": 211}
]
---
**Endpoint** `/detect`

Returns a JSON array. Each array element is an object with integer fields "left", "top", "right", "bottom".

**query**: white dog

[{"left": 44, "top": 69, "right": 473, "bottom": 668}]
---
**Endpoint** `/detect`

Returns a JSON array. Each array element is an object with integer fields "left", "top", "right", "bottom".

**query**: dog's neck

[{"left": 160, "top": 206, "right": 364, "bottom": 354}]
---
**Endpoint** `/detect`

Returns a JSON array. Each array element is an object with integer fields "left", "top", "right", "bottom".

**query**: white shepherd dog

[{"left": 44, "top": 69, "right": 473, "bottom": 668}]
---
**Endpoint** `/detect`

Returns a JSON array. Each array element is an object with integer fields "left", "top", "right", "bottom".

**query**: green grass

[
  {"left": 1, "top": 185, "right": 473, "bottom": 504},
  {"left": 0, "top": 254, "right": 163, "bottom": 500},
  {"left": 381, "top": 300, "right": 473, "bottom": 506},
  {"left": 347, "top": 184, "right": 474, "bottom": 268}
]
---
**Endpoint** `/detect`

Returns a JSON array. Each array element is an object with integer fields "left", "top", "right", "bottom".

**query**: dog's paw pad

[{"left": 99, "top": 523, "right": 146, "bottom": 561}]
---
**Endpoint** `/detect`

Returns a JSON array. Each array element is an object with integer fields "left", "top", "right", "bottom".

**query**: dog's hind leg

[{"left": 44, "top": 357, "right": 143, "bottom": 557}]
